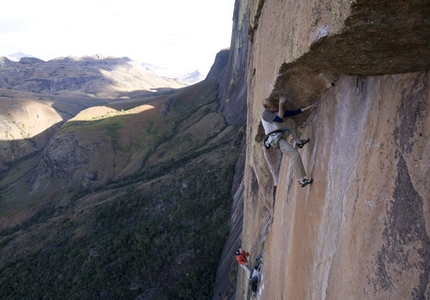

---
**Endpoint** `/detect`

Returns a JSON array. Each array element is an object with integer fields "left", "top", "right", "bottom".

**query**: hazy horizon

[{"left": 0, "top": 0, "right": 234, "bottom": 76}]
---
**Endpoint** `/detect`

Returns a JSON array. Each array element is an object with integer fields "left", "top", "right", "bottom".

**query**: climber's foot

[
  {"left": 299, "top": 177, "right": 313, "bottom": 187},
  {"left": 297, "top": 138, "right": 310, "bottom": 148}
]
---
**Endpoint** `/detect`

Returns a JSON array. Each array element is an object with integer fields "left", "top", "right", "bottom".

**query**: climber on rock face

[
  {"left": 235, "top": 247, "right": 251, "bottom": 278},
  {"left": 261, "top": 96, "right": 317, "bottom": 187}
]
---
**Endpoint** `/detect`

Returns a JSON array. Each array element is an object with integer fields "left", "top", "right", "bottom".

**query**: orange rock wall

[{"left": 239, "top": 0, "right": 430, "bottom": 299}]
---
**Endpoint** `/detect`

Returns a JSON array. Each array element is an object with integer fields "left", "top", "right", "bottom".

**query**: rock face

[
  {"left": 206, "top": 49, "right": 230, "bottom": 80},
  {"left": 234, "top": 0, "right": 430, "bottom": 299},
  {"left": 248, "top": 73, "right": 430, "bottom": 300},
  {"left": 216, "top": 0, "right": 249, "bottom": 126},
  {"left": 211, "top": 1, "right": 250, "bottom": 298}
]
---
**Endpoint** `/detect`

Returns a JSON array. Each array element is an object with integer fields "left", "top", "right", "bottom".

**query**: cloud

[{"left": 0, "top": 0, "right": 234, "bottom": 75}]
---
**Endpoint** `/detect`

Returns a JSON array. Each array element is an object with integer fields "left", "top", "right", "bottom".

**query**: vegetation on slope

[{"left": 0, "top": 78, "right": 244, "bottom": 299}]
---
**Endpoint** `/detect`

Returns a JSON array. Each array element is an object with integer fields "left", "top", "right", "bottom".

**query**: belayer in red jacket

[{"left": 235, "top": 247, "right": 251, "bottom": 278}]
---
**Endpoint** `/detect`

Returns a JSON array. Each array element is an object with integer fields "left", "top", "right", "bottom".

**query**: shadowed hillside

[
  {"left": 0, "top": 55, "right": 193, "bottom": 173},
  {"left": 0, "top": 47, "right": 247, "bottom": 298}
]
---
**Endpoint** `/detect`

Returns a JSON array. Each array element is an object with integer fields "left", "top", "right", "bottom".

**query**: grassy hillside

[{"left": 0, "top": 78, "right": 244, "bottom": 299}]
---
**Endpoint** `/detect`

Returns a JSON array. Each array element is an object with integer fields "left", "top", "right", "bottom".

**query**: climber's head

[{"left": 263, "top": 97, "right": 277, "bottom": 112}]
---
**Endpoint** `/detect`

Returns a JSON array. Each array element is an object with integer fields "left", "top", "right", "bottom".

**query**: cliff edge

[{"left": 239, "top": 0, "right": 430, "bottom": 299}]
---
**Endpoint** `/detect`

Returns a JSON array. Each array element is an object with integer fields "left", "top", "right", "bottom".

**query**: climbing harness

[
  {"left": 263, "top": 129, "right": 284, "bottom": 149},
  {"left": 263, "top": 128, "right": 298, "bottom": 149}
]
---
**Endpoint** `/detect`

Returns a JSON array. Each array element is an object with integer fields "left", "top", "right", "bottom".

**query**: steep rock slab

[
  {"left": 217, "top": 0, "right": 250, "bottom": 126},
  {"left": 260, "top": 73, "right": 429, "bottom": 300},
  {"left": 241, "top": 0, "right": 430, "bottom": 299}
]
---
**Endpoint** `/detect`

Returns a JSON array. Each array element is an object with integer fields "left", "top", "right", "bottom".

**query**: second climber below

[{"left": 261, "top": 96, "right": 317, "bottom": 187}]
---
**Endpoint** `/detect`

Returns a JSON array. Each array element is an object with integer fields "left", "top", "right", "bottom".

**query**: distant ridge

[
  {"left": 3, "top": 52, "right": 204, "bottom": 85},
  {"left": 142, "top": 62, "right": 204, "bottom": 85},
  {"left": 0, "top": 54, "right": 188, "bottom": 94},
  {"left": 7, "top": 51, "right": 37, "bottom": 61}
]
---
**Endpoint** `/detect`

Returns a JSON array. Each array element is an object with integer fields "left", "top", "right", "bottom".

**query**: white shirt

[{"left": 261, "top": 110, "right": 283, "bottom": 144}]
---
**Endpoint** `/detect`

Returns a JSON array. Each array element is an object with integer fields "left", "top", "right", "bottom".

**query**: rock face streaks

[{"left": 232, "top": 0, "right": 430, "bottom": 299}]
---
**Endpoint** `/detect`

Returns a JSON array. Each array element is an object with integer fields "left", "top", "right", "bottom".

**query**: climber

[
  {"left": 261, "top": 96, "right": 317, "bottom": 187},
  {"left": 250, "top": 254, "right": 263, "bottom": 295},
  {"left": 235, "top": 247, "right": 251, "bottom": 278}
]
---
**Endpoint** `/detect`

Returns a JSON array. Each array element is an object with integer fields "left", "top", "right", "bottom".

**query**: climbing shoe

[
  {"left": 299, "top": 178, "right": 313, "bottom": 187},
  {"left": 297, "top": 138, "right": 310, "bottom": 149}
]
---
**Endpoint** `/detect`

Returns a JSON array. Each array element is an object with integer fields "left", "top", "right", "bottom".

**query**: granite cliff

[
  {"left": 223, "top": 0, "right": 430, "bottom": 299},
  {"left": 1, "top": 0, "right": 430, "bottom": 298}
]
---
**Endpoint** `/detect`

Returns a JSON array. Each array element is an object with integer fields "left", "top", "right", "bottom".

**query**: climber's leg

[{"left": 278, "top": 139, "right": 306, "bottom": 179}]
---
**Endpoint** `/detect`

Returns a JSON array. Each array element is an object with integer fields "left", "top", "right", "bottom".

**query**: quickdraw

[{"left": 353, "top": 76, "right": 366, "bottom": 100}]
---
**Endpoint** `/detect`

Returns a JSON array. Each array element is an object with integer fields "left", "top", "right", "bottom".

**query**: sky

[{"left": 0, "top": 0, "right": 235, "bottom": 76}]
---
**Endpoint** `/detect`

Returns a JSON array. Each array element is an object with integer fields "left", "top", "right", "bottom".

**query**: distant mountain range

[
  {"left": 0, "top": 54, "right": 192, "bottom": 96},
  {"left": 141, "top": 62, "right": 204, "bottom": 84},
  {"left": 5, "top": 52, "right": 204, "bottom": 85}
]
